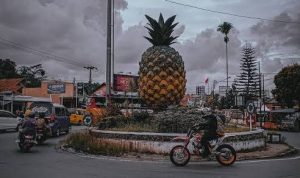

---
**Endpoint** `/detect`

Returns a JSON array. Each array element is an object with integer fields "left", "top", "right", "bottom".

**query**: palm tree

[{"left": 217, "top": 22, "right": 233, "bottom": 95}]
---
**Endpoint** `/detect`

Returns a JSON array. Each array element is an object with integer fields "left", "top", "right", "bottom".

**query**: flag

[{"left": 205, "top": 78, "right": 209, "bottom": 84}]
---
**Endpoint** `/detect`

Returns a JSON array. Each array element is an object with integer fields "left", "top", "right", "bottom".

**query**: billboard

[
  {"left": 113, "top": 74, "right": 138, "bottom": 92},
  {"left": 47, "top": 82, "right": 65, "bottom": 94}
]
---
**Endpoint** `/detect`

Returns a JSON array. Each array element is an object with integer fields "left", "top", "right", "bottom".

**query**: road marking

[{"left": 237, "top": 156, "right": 300, "bottom": 164}]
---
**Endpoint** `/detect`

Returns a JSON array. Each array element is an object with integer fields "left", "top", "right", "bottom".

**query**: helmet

[{"left": 24, "top": 110, "right": 32, "bottom": 117}]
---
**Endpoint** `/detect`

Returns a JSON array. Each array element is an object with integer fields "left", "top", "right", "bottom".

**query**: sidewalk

[
  {"left": 119, "top": 143, "right": 298, "bottom": 162},
  {"left": 237, "top": 143, "right": 297, "bottom": 160}
]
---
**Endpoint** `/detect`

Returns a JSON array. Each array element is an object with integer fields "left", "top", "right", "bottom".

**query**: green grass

[
  {"left": 63, "top": 132, "right": 130, "bottom": 156},
  {"left": 106, "top": 122, "right": 249, "bottom": 133},
  {"left": 108, "top": 123, "right": 158, "bottom": 132}
]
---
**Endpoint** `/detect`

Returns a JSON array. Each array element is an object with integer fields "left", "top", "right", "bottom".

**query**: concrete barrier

[{"left": 89, "top": 129, "right": 266, "bottom": 154}]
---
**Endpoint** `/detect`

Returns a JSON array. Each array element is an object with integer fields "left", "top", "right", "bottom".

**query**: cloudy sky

[{"left": 0, "top": 0, "right": 299, "bottom": 93}]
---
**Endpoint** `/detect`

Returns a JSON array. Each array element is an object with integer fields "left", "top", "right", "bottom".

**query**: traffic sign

[{"left": 246, "top": 101, "right": 256, "bottom": 114}]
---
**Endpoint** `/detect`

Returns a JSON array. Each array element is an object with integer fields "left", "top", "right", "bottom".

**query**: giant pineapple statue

[{"left": 138, "top": 13, "right": 186, "bottom": 108}]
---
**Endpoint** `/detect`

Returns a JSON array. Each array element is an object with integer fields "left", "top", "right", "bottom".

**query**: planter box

[{"left": 89, "top": 129, "right": 266, "bottom": 154}]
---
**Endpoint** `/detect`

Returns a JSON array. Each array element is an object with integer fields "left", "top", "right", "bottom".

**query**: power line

[
  {"left": 165, "top": 0, "right": 300, "bottom": 24},
  {"left": 0, "top": 36, "right": 104, "bottom": 73}
]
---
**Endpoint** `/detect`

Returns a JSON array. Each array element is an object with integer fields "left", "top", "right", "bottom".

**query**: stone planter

[{"left": 89, "top": 129, "right": 266, "bottom": 154}]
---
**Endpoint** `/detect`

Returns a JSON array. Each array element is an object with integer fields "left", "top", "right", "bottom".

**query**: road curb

[
  {"left": 237, "top": 146, "right": 298, "bottom": 161},
  {"left": 57, "top": 143, "right": 299, "bottom": 163}
]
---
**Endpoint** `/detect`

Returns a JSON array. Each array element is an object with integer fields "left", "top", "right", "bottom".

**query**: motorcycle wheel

[
  {"left": 19, "top": 143, "right": 31, "bottom": 152},
  {"left": 215, "top": 144, "right": 236, "bottom": 166},
  {"left": 37, "top": 138, "right": 44, "bottom": 145},
  {"left": 170, "top": 145, "right": 190, "bottom": 166}
]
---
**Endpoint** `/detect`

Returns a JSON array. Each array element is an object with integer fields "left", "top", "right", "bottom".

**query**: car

[
  {"left": 30, "top": 102, "right": 71, "bottom": 136},
  {"left": 69, "top": 108, "right": 89, "bottom": 125},
  {"left": 0, "top": 110, "right": 17, "bottom": 132}
]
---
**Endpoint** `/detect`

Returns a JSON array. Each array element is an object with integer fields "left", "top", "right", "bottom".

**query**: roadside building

[{"left": 22, "top": 80, "right": 76, "bottom": 107}]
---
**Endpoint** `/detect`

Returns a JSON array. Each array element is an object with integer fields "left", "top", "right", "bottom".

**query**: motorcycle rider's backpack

[{"left": 216, "top": 115, "right": 225, "bottom": 136}]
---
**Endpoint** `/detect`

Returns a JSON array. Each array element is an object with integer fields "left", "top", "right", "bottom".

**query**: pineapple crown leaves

[{"left": 144, "top": 13, "right": 179, "bottom": 46}]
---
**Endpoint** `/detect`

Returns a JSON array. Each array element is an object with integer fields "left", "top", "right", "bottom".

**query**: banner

[{"left": 113, "top": 74, "right": 138, "bottom": 92}]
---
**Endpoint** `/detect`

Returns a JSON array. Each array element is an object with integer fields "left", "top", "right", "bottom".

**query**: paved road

[
  {"left": 280, "top": 131, "right": 300, "bottom": 149},
  {"left": 0, "top": 128, "right": 300, "bottom": 178}
]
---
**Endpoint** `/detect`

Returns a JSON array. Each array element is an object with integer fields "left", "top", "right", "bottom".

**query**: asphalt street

[{"left": 0, "top": 127, "right": 300, "bottom": 178}]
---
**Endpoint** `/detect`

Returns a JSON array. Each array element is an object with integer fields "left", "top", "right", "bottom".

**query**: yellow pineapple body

[{"left": 138, "top": 46, "right": 186, "bottom": 107}]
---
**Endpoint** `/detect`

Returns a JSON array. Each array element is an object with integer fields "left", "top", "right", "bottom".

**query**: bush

[
  {"left": 132, "top": 111, "right": 150, "bottom": 123},
  {"left": 98, "top": 115, "right": 128, "bottom": 130}
]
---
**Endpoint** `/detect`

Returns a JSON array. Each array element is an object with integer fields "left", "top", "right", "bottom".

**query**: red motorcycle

[{"left": 170, "top": 127, "right": 236, "bottom": 166}]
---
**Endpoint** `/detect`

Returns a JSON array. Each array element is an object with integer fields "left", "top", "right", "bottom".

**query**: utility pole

[
  {"left": 111, "top": 0, "right": 115, "bottom": 89},
  {"left": 106, "top": 0, "right": 112, "bottom": 106},
  {"left": 258, "top": 61, "right": 262, "bottom": 127},
  {"left": 84, "top": 66, "right": 97, "bottom": 84}
]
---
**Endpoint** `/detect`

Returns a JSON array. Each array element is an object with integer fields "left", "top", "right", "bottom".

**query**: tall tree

[
  {"left": 272, "top": 64, "right": 300, "bottom": 108},
  {"left": 217, "top": 22, "right": 233, "bottom": 94},
  {"left": 18, "top": 64, "right": 46, "bottom": 87},
  {"left": 235, "top": 43, "right": 260, "bottom": 102},
  {"left": 0, "top": 59, "right": 20, "bottom": 79}
]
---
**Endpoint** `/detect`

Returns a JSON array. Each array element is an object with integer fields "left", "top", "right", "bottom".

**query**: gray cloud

[
  {"left": 0, "top": 0, "right": 299, "bottom": 94},
  {"left": 0, "top": 0, "right": 127, "bottom": 82},
  {"left": 250, "top": 10, "right": 300, "bottom": 75}
]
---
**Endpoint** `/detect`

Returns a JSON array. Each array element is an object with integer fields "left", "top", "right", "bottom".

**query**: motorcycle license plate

[{"left": 24, "top": 139, "right": 34, "bottom": 143}]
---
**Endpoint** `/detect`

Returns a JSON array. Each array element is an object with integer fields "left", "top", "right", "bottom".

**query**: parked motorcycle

[
  {"left": 16, "top": 129, "right": 36, "bottom": 152},
  {"left": 169, "top": 127, "right": 236, "bottom": 166}
]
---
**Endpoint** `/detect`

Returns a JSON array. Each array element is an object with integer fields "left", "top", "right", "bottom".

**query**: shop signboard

[{"left": 47, "top": 82, "right": 65, "bottom": 94}]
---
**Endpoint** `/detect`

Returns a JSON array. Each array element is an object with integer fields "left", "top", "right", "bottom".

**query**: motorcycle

[
  {"left": 36, "top": 127, "right": 47, "bottom": 145},
  {"left": 16, "top": 128, "right": 36, "bottom": 152},
  {"left": 35, "top": 117, "right": 49, "bottom": 145},
  {"left": 169, "top": 127, "right": 236, "bottom": 166}
]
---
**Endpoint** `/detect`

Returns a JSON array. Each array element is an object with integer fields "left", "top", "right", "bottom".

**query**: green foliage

[
  {"left": 84, "top": 82, "right": 101, "bottom": 95},
  {"left": 98, "top": 115, "right": 128, "bottom": 129},
  {"left": 235, "top": 44, "right": 260, "bottom": 101},
  {"left": 217, "top": 22, "right": 233, "bottom": 43},
  {"left": 144, "top": 13, "right": 178, "bottom": 46},
  {"left": 132, "top": 111, "right": 150, "bottom": 122},
  {"left": 0, "top": 59, "right": 46, "bottom": 87},
  {"left": 0, "top": 59, "right": 20, "bottom": 79},
  {"left": 98, "top": 111, "right": 155, "bottom": 132},
  {"left": 105, "top": 104, "right": 123, "bottom": 116},
  {"left": 272, "top": 64, "right": 300, "bottom": 108},
  {"left": 18, "top": 64, "right": 46, "bottom": 87}
]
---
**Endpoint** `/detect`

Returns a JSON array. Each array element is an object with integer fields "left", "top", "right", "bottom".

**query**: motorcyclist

[
  {"left": 36, "top": 112, "right": 51, "bottom": 136},
  {"left": 19, "top": 110, "right": 37, "bottom": 140},
  {"left": 200, "top": 114, "right": 218, "bottom": 157},
  {"left": 193, "top": 114, "right": 225, "bottom": 158}
]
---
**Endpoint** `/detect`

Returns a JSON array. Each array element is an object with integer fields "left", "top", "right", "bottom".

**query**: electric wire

[
  {"left": 0, "top": 36, "right": 104, "bottom": 73},
  {"left": 165, "top": 0, "right": 300, "bottom": 24}
]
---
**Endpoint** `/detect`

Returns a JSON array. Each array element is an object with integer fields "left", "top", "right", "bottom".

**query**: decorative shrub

[
  {"left": 98, "top": 115, "right": 128, "bottom": 130},
  {"left": 132, "top": 111, "right": 150, "bottom": 123}
]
